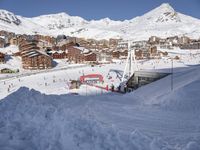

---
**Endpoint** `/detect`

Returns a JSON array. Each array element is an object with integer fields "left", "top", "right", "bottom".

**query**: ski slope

[
  {"left": 0, "top": 47, "right": 200, "bottom": 149},
  {"left": 0, "top": 65, "right": 200, "bottom": 149}
]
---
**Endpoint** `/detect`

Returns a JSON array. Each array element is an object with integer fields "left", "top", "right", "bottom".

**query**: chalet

[
  {"left": 50, "top": 50, "right": 67, "bottom": 59},
  {"left": 148, "top": 36, "right": 160, "bottom": 45},
  {"left": 178, "top": 36, "right": 190, "bottom": 44},
  {"left": 83, "top": 51, "right": 97, "bottom": 62},
  {"left": 19, "top": 39, "right": 39, "bottom": 52},
  {"left": 9, "top": 37, "right": 18, "bottom": 45},
  {"left": 180, "top": 41, "right": 200, "bottom": 49},
  {"left": 67, "top": 46, "right": 84, "bottom": 63},
  {"left": 34, "top": 35, "right": 56, "bottom": 45},
  {"left": 112, "top": 50, "right": 120, "bottom": 59},
  {"left": 98, "top": 39, "right": 109, "bottom": 48},
  {"left": 120, "top": 50, "right": 128, "bottom": 58},
  {"left": 21, "top": 49, "right": 52, "bottom": 70},
  {"left": 135, "top": 49, "right": 149, "bottom": 59},
  {"left": 59, "top": 42, "right": 79, "bottom": 51},
  {"left": 148, "top": 46, "right": 159, "bottom": 58},
  {"left": 109, "top": 39, "right": 119, "bottom": 47},
  {"left": 135, "top": 49, "right": 144, "bottom": 59},
  {"left": 0, "top": 52, "right": 5, "bottom": 63}
]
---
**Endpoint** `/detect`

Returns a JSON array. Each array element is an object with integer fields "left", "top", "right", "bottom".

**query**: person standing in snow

[{"left": 111, "top": 84, "right": 115, "bottom": 92}]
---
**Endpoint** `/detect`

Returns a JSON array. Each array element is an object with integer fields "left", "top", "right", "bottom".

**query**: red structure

[{"left": 80, "top": 74, "right": 104, "bottom": 83}]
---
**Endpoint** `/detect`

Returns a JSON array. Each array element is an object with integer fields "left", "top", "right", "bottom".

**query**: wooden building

[
  {"left": 21, "top": 49, "right": 52, "bottom": 70},
  {"left": 148, "top": 46, "right": 158, "bottom": 58},
  {"left": 67, "top": 46, "right": 84, "bottom": 63},
  {"left": 135, "top": 49, "right": 149, "bottom": 59},
  {"left": 148, "top": 36, "right": 160, "bottom": 45},
  {"left": 19, "top": 39, "right": 39, "bottom": 52},
  {"left": 9, "top": 37, "right": 19, "bottom": 45},
  {"left": 83, "top": 51, "right": 97, "bottom": 62},
  {"left": 50, "top": 50, "right": 67, "bottom": 59},
  {"left": 178, "top": 36, "right": 190, "bottom": 44},
  {"left": 112, "top": 50, "right": 120, "bottom": 59},
  {"left": 180, "top": 42, "right": 200, "bottom": 49}
]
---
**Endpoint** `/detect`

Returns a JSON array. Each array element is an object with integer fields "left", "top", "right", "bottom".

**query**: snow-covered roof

[
  {"left": 21, "top": 49, "right": 50, "bottom": 58},
  {"left": 73, "top": 46, "right": 90, "bottom": 53}
]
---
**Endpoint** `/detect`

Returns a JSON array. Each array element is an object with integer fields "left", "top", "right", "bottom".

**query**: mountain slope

[{"left": 0, "top": 3, "right": 200, "bottom": 40}]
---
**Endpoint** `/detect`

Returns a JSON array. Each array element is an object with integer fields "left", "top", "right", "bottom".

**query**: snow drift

[{"left": 1, "top": 65, "right": 200, "bottom": 150}]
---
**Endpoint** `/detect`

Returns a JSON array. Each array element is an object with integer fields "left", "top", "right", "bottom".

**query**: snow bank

[
  {"left": 127, "top": 65, "right": 200, "bottom": 111},
  {"left": 160, "top": 79, "right": 200, "bottom": 112},
  {"left": 1, "top": 87, "right": 196, "bottom": 150},
  {"left": 0, "top": 65, "right": 200, "bottom": 149}
]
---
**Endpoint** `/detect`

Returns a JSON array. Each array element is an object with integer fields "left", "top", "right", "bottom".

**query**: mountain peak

[
  {"left": 159, "top": 3, "right": 174, "bottom": 10},
  {"left": 142, "top": 3, "right": 181, "bottom": 23},
  {"left": 0, "top": 9, "right": 21, "bottom": 25},
  {"left": 156, "top": 3, "right": 176, "bottom": 15}
]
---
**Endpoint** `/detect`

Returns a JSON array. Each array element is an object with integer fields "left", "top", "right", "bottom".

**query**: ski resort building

[
  {"left": 9, "top": 37, "right": 19, "bottom": 45},
  {"left": 83, "top": 51, "right": 97, "bottom": 62},
  {"left": 67, "top": 46, "right": 84, "bottom": 63},
  {"left": 18, "top": 38, "right": 53, "bottom": 69},
  {"left": 19, "top": 39, "right": 39, "bottom": 52},
  {"left": 135, "top": 49, "right": 149, "bottom": 59},
  {"left": 112, "top": 50, "right": 120, "bottom": 59},
  {"left": 21, "top": 49, "right": 52, "bottom": 70},
  {"left": 49, "top": 50, "right": 67, "bottom": 59}
]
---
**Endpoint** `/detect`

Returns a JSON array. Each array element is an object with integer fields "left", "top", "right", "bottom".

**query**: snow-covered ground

[
  {"left": 0, "top": 48, "right": 200, "bottom": 150},
  {"left": 0, "top": 65, "right": 200, "bottom": 150},
  {"left": 0, "top": 47, "right": 200, "bottom": 99}
]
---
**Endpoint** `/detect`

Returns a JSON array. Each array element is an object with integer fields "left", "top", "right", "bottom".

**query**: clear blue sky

[{"left": 0, "top": 0, "right": 200, "bottom": 20}]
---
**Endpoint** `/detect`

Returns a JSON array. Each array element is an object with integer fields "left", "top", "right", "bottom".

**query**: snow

[
  {"left": 1, "top": 3, "right": 200, "bottom": 40},
  {"left": 0, "top": 45, "right": 19, "bottom": 55},
  {"left": 0, "top": 47, "right": 199, "bottom": 99},
  {"left": 0, "top": 63, "right": 200, "bottom": 149}
]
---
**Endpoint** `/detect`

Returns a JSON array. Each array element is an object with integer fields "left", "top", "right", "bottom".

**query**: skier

[
  {"left": 111, "top": 84, "right": 115, "bottom": 92},
  {"left": 118, "top": 85, "right": 121, "bottom": 92}
]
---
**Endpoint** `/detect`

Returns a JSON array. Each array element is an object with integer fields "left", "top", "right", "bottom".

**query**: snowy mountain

[
  {"left": 0, "top": 9, "right": 21, "bottom": 25},
  {"left": 0, "top": 3, "right": 200, "bottom": 40},
  {"left": 30, "top": 12, "right": 89, "bottom": 30}
]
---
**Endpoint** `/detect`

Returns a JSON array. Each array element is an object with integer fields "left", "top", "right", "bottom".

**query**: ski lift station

[
  {"left": 126, "top": 71, "right": 170, "bottom": 90},
  {"left": 74, "top": 40, "right": 171, "bottom": 94},
  {"left": 119, "top": 40, "right": 170, "bottom": 92}
]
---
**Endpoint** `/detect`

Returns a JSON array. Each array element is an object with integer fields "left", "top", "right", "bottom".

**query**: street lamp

[
  {"left": 168, "top": 57, "right": 174, "bottom": 91},
  {"left": 171, "top": 57, "right": 173, "bottom": 91}
]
